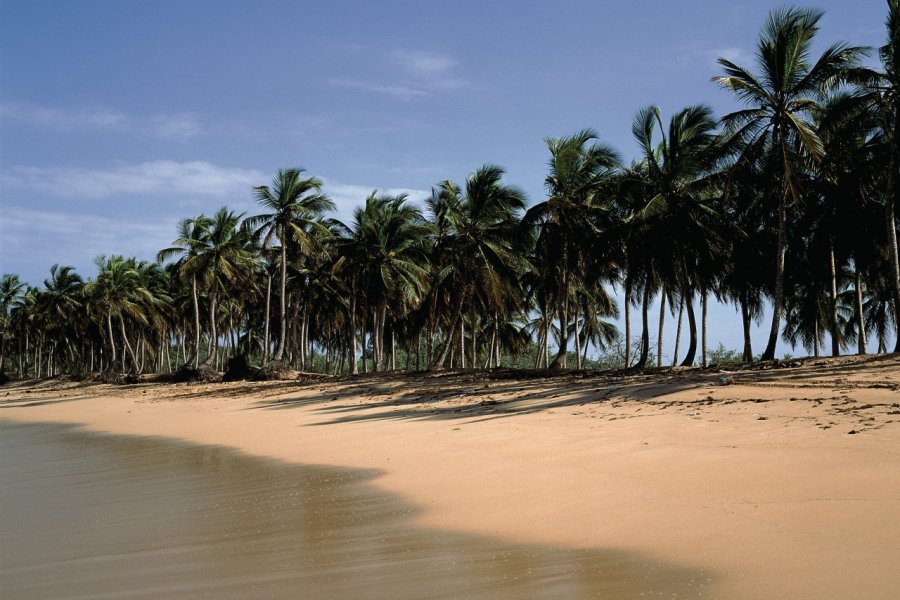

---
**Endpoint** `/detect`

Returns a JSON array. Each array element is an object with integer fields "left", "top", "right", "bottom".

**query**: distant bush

[{"left": 707, "top": 343, "right": 743, "bottom": 365}]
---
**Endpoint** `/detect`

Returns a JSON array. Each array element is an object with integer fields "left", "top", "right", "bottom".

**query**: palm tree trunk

[
  {"left": 432, "top": 295, "right": 467, "bottom": 371},
  {"left": 701, "top": 287, "right": 708, "bottom": 368},
  {"left": 191, "top": 274, "right": 201, "bottom": 368},
  {"left": 119, "top": 315, "right": 138, "bottom": 373},
  {"left": 372, "top": 307, "right": 382, "bottom": 372},
  {"left": 657, "top": 289, "right": 666, "bottom": 368},
  {"left": 300, "top": 307, "right": 309, "bottom": 371},
  {"left": 459, "top": 318, "right": 465, "bottom": 369},
  {"left": 495, "top": 315, "right": 501, "bottom": 367},
  {"left": 672, "top": 296, "right": 683, "bottom": 366},
  {"left": 361, "top": 308, "right": 368, "bottom": 374},
  {"left": 624, "top": 278, "right": 632, "bottom": 367},
  {"left": 107, "top": 312, "right": 118, "bottom": 368},
  {"left": 543, "top": 317, "right": 550, "bottom": 368},
  {"left": 888, "top": 109, "right": 900, "bottom": 353},
  {"left": 390, "top": 332, "right": 396, "bottom": 371},
  {"left": 740, "top": 292, "right": 753, "bottom": 362},
  {"left": 829, "top": 243, "right": 841, "bottom": 356},
  {"left": 470, "top": 307, "right": 477, "bottom": 370},
  {"left": 855, "top": 263, "right": 867, "bottom": 355},
  {"left": 635, "top": 285, "right": 651, "bottom": 369},
  {"left": 574, "top": 310, "right": 582, "bottom": 370},
  {"left": 350, "top": 281, "right": 359, "bottom": 375},
  {"left": 417, "top": 333, "right": 422, "bottom": 371},
  {"left": 275, "top": 235, "right": 288, "bottom": 362},
  {"left": 762, "top": 190, "right": 788, "bottom": 360},
  {"left": 380, "top": 305, "right": 388, "bottom": 371},
  {"left": 260, "top": 275, "right": 270, "bottom": 362},
  {"left": 550, "top": 270, "right": 570, "bottom": 369},
  {"left": 680, "top": 292, "right": 697, "bottom": 367},
  {"left": 208, "top": 293, "right": 218, "bottom": 365},
  {"left": 886, "top": 196, "right": 900, "bottom": 353}
]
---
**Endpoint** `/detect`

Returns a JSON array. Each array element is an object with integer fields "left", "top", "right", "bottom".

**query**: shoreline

[{"left": 3, "top": 354, "right": 900, "bottom": 598}]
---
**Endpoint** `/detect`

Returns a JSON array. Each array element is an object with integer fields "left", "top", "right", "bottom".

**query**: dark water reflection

[{"left": 0, "top": 420, "right": 711, "bottom": 599}]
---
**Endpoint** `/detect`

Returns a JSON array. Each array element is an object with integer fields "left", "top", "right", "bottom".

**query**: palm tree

[
  {"left": 627, "top": 104, "right": 722, "bottom": 368},
  {"left": 193, "top": 208, "right": 257, "bottom": 366},
  {"left": 852, "top": 0, "right": 900, "bottom": 351},
  {"left": 816, "top": 94, "right": 883, "bottom": 355},
  {"left": 714, "top": 6, "right": 865, "bottom": 360},
  {"left": 39, "top": 265, "right": 84, "bottom": 374},
  {"left": 249, "top": 168, "right": 334, "bottom": 363},
  {"left": 85, "top": 256, "right": 154, "bottom": 373},
  {"left": 0, "top": 274, "right": 27, "bottom": 375},
  {"left": 158, "top": 214, "right": 212, "bottom": 368},
  {"left": 335, "top": 192, "right": 429, "bottom": 371},
  {"left": 526, "top": 130, "right": 620, "bottom": 368},
  {"left": 428, "top": 165, "right": 528, "bottom": 370}
]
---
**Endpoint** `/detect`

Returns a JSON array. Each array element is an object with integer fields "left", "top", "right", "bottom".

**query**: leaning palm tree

[
  {"left": 525, "top": 130, "right": 621, "bottom": 368},
  {"left": 714, "top": 6, "right": 865, "bottom": 360},
  {"left": 248, "top": 169, "right": 334, "bottom": 363}
]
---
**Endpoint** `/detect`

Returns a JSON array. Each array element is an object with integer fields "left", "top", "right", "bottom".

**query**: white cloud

[
  {"left": 1, "top": 161, "right": 266, "bottom": 199},
  {"left": 0, "top": 206, "right": 176, "bottom": 280},
  {"left": 393, "top": 50, "right": 458, "bottom": 77},
  {"left": 332, "top": 48, "right": 469, "bottom": 100},
  {"left": 0, "top": 102, "right": 204, "bottom": 141},
  {"left": 714, "top": 47, "right": 750, "bottom": 65},
  {"left": 330, "top": 79, "right": 430, "bottom": 101}
]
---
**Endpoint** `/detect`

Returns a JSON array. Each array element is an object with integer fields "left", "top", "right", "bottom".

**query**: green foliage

[
  {"left": 706, "top": 343, "right": 744, "bottom": 365},
  {"left": 3, "top": 3, "right": 899, "bottom": 379}
]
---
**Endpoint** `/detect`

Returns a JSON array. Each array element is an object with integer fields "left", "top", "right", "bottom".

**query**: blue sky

[{"left": 0, "top": 0, "right": 890, "bottom": 359}]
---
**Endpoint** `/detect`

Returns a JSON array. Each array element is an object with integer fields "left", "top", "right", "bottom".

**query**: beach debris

[
  {"left": 753, "top": 413, "right": 767, "bottom": 420},
  {"left": 253, "top": 362, "right": 298, "bottom": 381},
  {"left": 718, "top": 376, "right": 735, "bottom": 385},
  {"left": 223, "top": 354, "right": 255, "bottom": 381},
  {"left": 171, "top": 363, "right": 220, "bottom": 383},
  {"left": 847, "top": 429, "right": 859, "bottom": 435},
  {"left": 94, "top": 370, "right": 139, "bottom": 385}
]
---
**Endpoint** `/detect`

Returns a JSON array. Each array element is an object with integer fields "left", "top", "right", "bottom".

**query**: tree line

[{"left": 1, "top": 3, "right": 898, "bottom": 380}]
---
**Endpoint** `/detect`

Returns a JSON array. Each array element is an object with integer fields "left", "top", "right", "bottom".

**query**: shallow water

[{"left": 0, "top": 420, "right": 711, "bottom": 599}]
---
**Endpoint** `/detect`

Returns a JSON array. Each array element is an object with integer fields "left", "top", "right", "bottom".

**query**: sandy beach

[{"left": 3, "top": 354, "right": 900, "bottom": 599}]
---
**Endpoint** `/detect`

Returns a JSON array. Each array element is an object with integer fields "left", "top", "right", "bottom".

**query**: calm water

[{"left": 0, "top": 420, "right": 711, "bottom": 599}]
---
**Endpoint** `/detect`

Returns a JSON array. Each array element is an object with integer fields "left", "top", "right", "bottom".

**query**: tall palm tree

[
  {"left": 526, "top": 130, "right": 620, "bottom": 368},
  {"left": 627, "top": 104, "right": 722, "bottom": 367},
  {"left": 429, "top": 165, "right": 528, "bottom": 370},
  {"left": 158, "top": 214, "right": 212, "bottom": 368},
  {"left": 40, "top": 265, "right": 84, "bottom": 374},
  {"left": 852, "top": 0, "right": 900, "bottom": 351},
  {"left": 249, "top": 168, "right": 334, "bottom": 363},
  {"left": 85, "top": 256, "right": 154, "bottom": 373},
  {"left": 192, "top": 208, "right": 257, "bottom": 366},
  {"left": 714, "top": 6, "right": 865, "bottom": 360},
  {"left": 335, "top": 192, "right": 429, "bottom": 371},
  {"left": 0, "top": 274, "right": 27, "bottom": 374}
]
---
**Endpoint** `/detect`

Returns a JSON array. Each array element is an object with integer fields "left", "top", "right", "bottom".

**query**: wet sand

[
  {"left": 0, "top": 420, "right": 707, "bottom": 599},
  {"left": 2, "top": 353, "right": 900, "bottom": 598}
]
